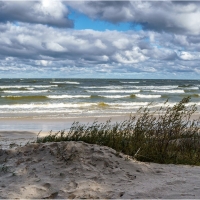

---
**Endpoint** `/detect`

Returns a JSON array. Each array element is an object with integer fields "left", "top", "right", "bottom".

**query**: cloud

[
  {"left": 0, "top": 22, "right": 200, "bottom": 78},
  {"left": 0, "top": 0, "right": 73, "bottom": 28},
  {"left": 67, "top": 1, "right": 200, "bottom": 35}
]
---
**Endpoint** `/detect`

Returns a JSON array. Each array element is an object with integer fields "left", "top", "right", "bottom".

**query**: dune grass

[{"left": 36, "top": 97, "right": 200, "bottom": 165}]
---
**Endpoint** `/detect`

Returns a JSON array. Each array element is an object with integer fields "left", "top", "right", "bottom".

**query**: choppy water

[{"left": 0, "top": 79, "right": 200, "bottom": 119}]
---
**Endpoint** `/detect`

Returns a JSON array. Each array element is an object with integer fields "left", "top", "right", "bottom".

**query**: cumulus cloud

[
  {"left": 0, "top": 1, "right": 200, "bottom": 78},
  {"left": 67, "top": 1, "right": 200, "bottom": 35},
  {"left": 0, "top": 22, "right": 200, "bottom": 78},
  {"left": 0, "top": 0, "right": 73, "bottom": 28}
]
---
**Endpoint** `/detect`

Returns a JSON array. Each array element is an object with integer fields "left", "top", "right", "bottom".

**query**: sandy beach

[
  {"left": 0, "top": 140, "right": 200, "bottom": 199},
  {"left": 0, "top": 115, "right": 131, "bottom": 149},
  {"left": 0, "top": 114, "right": 200, "bottom": 199}
]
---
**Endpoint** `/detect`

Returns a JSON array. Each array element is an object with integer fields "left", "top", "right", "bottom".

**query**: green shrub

[{"left": 37, "top": 97, "right": 200, "bottom": 165}]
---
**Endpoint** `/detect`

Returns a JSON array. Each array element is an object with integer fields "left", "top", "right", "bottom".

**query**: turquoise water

[{"left": 0, "top": 79, "right": 199, "bottom": 119}]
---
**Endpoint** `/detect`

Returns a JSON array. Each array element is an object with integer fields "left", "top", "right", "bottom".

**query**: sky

[{"left": 0, "top": 1, "right": 200, "bottom": 79}]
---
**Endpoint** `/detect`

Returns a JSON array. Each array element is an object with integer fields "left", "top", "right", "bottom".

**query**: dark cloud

[
  {"left": 67, "top": 1, "right": 200, "bottom": 35},
  {"left": 0, "top": 1, "right": 73, "bottom": 28}
]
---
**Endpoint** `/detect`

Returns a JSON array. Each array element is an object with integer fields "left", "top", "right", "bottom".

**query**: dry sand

[
  {"left": 0, "top": 140, "right": 200, "bottom": 199},
  {"left": 1, "top": 113, "right": 200, "bottom": 199}
]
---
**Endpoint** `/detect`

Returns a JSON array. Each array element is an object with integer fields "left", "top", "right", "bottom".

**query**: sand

[
  {"left": 1, "top": 139, "right": 200, "bottom": 199},
  {"left": 1, "top": 114, "right": 200, "bottom": 199}
]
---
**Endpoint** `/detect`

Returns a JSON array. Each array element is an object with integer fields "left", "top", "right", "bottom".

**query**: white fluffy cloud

[
  {"left": 0, "top": 0, "right": 73, "bottom": 27},
  {"left": 0, "top": 22, "right": 200, "bottom": 78},
  {"left": 0, "top": 1, "right": 200, "bottom": 78}
]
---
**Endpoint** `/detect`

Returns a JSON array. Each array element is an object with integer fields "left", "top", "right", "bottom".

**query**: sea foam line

[
  {"left": 51, "top": 81, "right": 80, "bottom": 84},
  {"left": 136, "top": 94, "right": 161, "bottom": 98},
  {"left": 103, "top": 95, "right": 130, "bottom": 98},
  {"left": 47, "top": 95, "right": 90, "bottom": 99},
  {"left": 65, "top": 81, "right": 80, "bottom": 84},
  {"left": 134, "top": 85, "right": 178, "bottom": 90},
  {"left": 86, "top": 90, "right": 140, "bottom": 93},
  {"left": 0, "top": 103, "right": 95, "bottom": 109},
  {"left": 151, "top": 90, "right": 185, "bottom": 93},
  {"left": 0, "top": 85, "right": 57, "bottom": 89},
  {"left": 3, "top": 90, "right": 49, "bottom": 93},
  {"left": 120, "top": 81, "right": 139, "bottom": 84}
]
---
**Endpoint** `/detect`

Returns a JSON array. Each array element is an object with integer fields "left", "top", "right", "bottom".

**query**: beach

[
  {"left": 0, "top": 113, "right": 200, "bottom": 199},
  {"left": 0, "top": 78, "right": 200, "bottom": 198},
  {"left": 1, "top": 140, "right": 200, "bottom": 199},
  {"left": 0, "top": 115, "right": 131, "bottom": 149}
]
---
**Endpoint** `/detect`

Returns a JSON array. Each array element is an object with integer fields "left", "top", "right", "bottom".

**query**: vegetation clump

[{"left": 37, "top": 97, "right": 200, "bottom": 165}]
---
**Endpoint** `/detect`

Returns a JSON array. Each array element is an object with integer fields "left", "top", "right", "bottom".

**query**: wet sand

[{"left": 0, "top": 115, "right": 131, "bottom": 149}]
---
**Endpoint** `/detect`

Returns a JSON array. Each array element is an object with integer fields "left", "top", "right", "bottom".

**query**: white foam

[
  {"left": 0, "top": 85, "right": 57, "bottom": 89},
  {"left": 184, "top": 87, "right": 199, "bottom": 90},
  {"left": 33, "top": 85, "right": 58, "bottom": 88},
  {"left": 65, "top": 81, "right": 80, "bottom": 84},
  {"left": 134, "top": 85, "right": 178, "bottom": 90},
  {"left": 51, "top": 81, "right": 67, "bottom": 84},
  {"left": 0, "top": 85, "right": 30, "bottom": 89},
  {"left": 0, "top": 103, "right": 95, "bottom": 109},
  {"left": 103, "top": 95, "right": 129, "bottom": 98},
  {"left": 86, "top": 90, "right": 140, "bottom": 93},
  {"left": 51, "top": 81, "right": 79, "bottom": 84},
  {"left": 151, "top": 90, "right": 185, "bottom": 93},
  {"left": 3, "top": 90, "right": 49, "bottom": 93},
  {"left": 47, "top": 95, "right": 90, "bottom": 99},
  {"left": 136, "top": 94, "right": 161, "bottom": 98},
  {"left": 81, "top": 86, "right": 124, "bottom": 89},
  {"left": 120, "top": 81, "right": 139, "bottom": 84}
]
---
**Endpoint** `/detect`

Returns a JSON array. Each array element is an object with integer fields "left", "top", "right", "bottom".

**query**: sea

[{"left": 0, "top": 79, "right": 200, "bottom": 119}]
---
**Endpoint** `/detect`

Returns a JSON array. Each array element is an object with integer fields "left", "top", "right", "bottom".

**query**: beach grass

[{"left": 36, "top": 97, "right": 200, "bottom": 165}]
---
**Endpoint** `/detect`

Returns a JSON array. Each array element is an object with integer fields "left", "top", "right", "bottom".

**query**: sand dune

[{"left": 0, "top": 141, "right": 200, "bottom": 199}]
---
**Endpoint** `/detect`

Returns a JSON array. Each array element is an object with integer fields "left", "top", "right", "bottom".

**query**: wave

[
  {"left": 103, "top": 95, "right": 129, "bottom": 98},
  {"left": 120, "top": 81, "right": 139, "bottom": 83},
  {"left": 86, "top": 90, "right": 140, "bottom": 93},
  {"left": 97, "top": 102, "right": 110, "bottom": 108},
  {"left": 0, "top": 103, "right": 95, "bottom": 109},
  {"left": 178, "top": 84, "right": 194, "bottom": 88},
  {"left": 184, "top": 87, "right": 199, "bottom": 90},
  {"left": 3, "top": 90, "right": 49, "bottom": 93},
  {"left": 130, "top": 94, "right": 136, "bottom": 98},
  {"left": 47, "top": 95, "right": 90, "bottom": 99},
  {"left": 81, "top": 86, "right": 124, "bottom": 89},
  {"left": 51, "top": 81, "right": 79, "bottom": 84},
  {"left": 134, "top": 85, "right": 178, "bottom": 90},
  {"left": 151, "top": 90, "right": 185, "bottom": 93},
  {"left": 0, "top": 85, "right": 30, "bottom": 89},
  {"left": 191, "top": 94, "right": 200, "bottom": 97},
  {"left": 135, "top": 94, "right": 162, "bottom": 98},
  {"left": 1, "top": 95, "right": 48, "bottom": 100},
  {"left": 0, "top": 85, "right": 57, "bottom": 89},
  {"left": 51, "top": 81, "right": 68, "bottom": 84},
  {"left": 33, "top": 85, "right": 58, "bottom": 88},
  {"left": 90, "top": 95, "right": 104, "bottom": 99},
  {"left": 1, "top": 101, "right": 199, "bottom": 114},
  {"left": 102, "top": 95, "right": 130, "bottom": 99},
  {"left": 65, "top": 81, "right": 80, "bottom": 84}
]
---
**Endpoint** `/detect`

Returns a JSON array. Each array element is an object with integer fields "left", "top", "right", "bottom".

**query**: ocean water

[{"left": 0, "top": 79, "right": 200, "bottom": 119}]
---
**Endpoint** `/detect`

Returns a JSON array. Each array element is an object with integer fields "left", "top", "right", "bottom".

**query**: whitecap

[
  {"left": 136, "top": 94, "right": 161, "bottom": 98},
  {"left": 47, "top": 95, "right": 90, "bottom": 99},
  {"left": 151, "top": 90, "right": 185, "bottom": 93},
  {"left": 3, "top": 90, "right": 49, "bottom": 93},
  {"left": 86, "top": 90, "right": 140, "bottom": 93}
]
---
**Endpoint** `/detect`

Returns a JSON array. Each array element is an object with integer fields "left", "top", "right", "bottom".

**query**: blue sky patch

[{"left": 68, "top": 8, "right": 142, "bottom": 31}]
